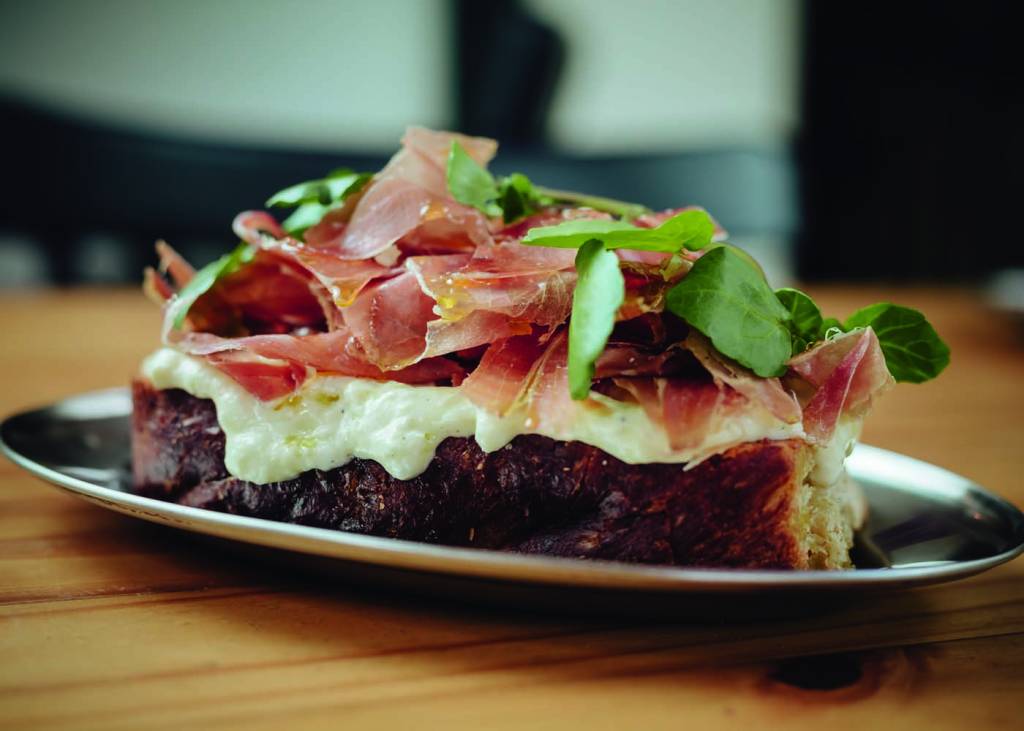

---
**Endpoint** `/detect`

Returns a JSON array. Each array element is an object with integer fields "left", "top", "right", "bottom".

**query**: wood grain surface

[{"left": 1, "top": 287, "right": 1022, "bottom": 730}]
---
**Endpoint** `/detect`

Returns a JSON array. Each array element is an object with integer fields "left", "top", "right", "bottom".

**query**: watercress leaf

[
  {"left": 496, "top": 172, "right": 549, "bottom": 223},
  {"left": 266, "top": 180, "right": 331, "bottom": 208},
  {"left": 324, "top": 170, "right": 372, "bottom": 203},
  {"left": 446, "top": 141, "right": 501, "bottom": 217},
  {"left": 281, "top": 202, "right": 330, "bottom": 237},
  {"left": 172, "top": 243, "right": 255, "bottom": 329},
  {"left": 843, "top": 303, "right": 950, "bottom": 383},
  {"left": 523, "top": 209, "right": 715, "bottom": 253},
  {"left": 522, "top": 219, "right": 638, "bottom": 249},
  {"left": 775, "top": 287, "right": 823, "bottom": 352},
  {"left": 666, "top": 246, "right": 792, "bottom": 377},
  {"left": 266, "top": 169, "right": 371, "bottom": 209},
  {"left": 642, "top": 209, "right": 716, "bottom": 252},
  {"left": 568, "top": 239, "right": 625, "bottom": 400},
  {"left": 701, "top": 242, "right": 764, "bottom": 278}
]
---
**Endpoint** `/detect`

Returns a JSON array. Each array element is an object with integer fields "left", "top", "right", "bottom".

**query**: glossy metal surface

[{"left": 2, "top": 388, "right": 1022, "bottom": 600}]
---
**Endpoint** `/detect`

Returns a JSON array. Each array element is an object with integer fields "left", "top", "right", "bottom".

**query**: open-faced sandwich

[{"left": 133, "top": 128, "right": 949, "bottom": 569}]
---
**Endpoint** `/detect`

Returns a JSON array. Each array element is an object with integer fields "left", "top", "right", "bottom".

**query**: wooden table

[{"left": 1, "top": 287, "right": 1022, "bottom": 730}]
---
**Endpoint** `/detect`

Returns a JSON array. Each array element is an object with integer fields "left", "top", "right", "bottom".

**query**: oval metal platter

[{"left": 2, "top": 388, "right": 1022, "bottom": 616}]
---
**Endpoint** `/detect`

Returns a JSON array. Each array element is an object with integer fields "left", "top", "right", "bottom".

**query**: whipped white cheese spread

[{"left": 142, "top": 347, "right": 811, "bottom": 484}]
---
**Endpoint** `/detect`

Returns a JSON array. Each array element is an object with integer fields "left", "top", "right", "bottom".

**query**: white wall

[
  {"left": 525, "top": 0, "right": 801, "bottom": 153},
  {"left": 0, "top": 0, "right": 452, "bottom": 151},
  {"left": 0, "top": 0, "right": 798, "bottom": 154}
]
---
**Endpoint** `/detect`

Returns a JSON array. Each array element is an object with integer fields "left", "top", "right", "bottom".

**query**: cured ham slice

[
  {"left": 460, "top": 334, "right": 548, "bottom": 415},
  {"left": 613, "top": 377, "right": 731, "bottom": 451},
  {"left": 203, "top": 352, "right": 309, "bottom": 401},
  {"left": 686, "top": 333, "right": 802, "bottom": 424},
  {"left": 341, "top": 271, "right": 438, "bottom": 368},
  {"left": 458, "top": 329, "right": 577, "bottom": 431},
  {"left": 397, "top": 202, "right": 493, "bottom": 256},
  {"left": 418, "top": 266, "right": 575, "bottom": 326},
  {"left": 214, "top": 252, "right": 329, "bottom": 332},
  {"left": 409, "top": 242, "right": 576, "bottom": 324},
  {"left": 143, "top": 266, "right": 175, "bottom": 305},
  {"left": 660, "top": 379, "right": 729, "bottom": 451},
  {"left": 317, "top": 128, "right": 497, "bottom": 260},
  {"left": 423, "top": 311, "right": 530, "bottom": 362},
  {"left": 147, "top": 243, "right": 328, "bottom": 337},
  {"left": 593, "top": 343, "right": 688, "bottom": 379},
  {"left": 176, "top": 329, "right": 464, "bottom": 399},
  {"left": 154, "top": 240, "right": 195, "bottom": 286},
  {"left": 378, "top": 126, "right": 497, "bottom": 199},
  {"left": 522, "top": 332, "right": 574, "bottom": 433},
  {"left": 312, "top": 174, "right": 493, "bottom": 260},
  {"left": 338, "top": 241, "right": 577, "bottom": 372},
  {"left": 787, "top": 328, "right": 894, "bottom": 441},
  {"left": 233, "top": 211, "right": 286, "bottom": 245},
  {"left": 259, "top": 239, "right": 397, "bottom": 307}
]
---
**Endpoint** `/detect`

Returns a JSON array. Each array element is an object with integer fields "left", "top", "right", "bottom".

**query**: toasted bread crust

[{"left": 131, "top": 380, "right": 828, "bottom": 568}]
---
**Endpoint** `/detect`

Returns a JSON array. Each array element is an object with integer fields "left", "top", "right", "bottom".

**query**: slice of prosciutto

[
  {"left": 258, "top": 238, "right": 398, "bottom": 308},
  {"left": 340, "top": 271, "right": 439, "bottom": 368},
  {"left": 342, "top": 239, "right": 580, "bottom": 370},
  {"left": 149, "top": 242, "right": 335, "bottom": 339},
  {"left": 521, "top": 332, "right": 575, "bottom": 433},
  {"left": 614, "top": 377, "right": 731, "bottom": 451},
  {"left": 341, "top": 271, "right": 539, "bottom": 372},
  {"left": 459, "top": 334, "right": 548, "bottom": 415},
  {"left": 787, "top": 328, "right": 894, "bottom": 441},
  {"left": 408, "top": 245, "right": 576, "bottom": 326},
  {"left": 233, "top": 211, "right": 286, "bottom": 246},
  {"left": 309, "top": 128, "right": 498, "bottom": 260},
  {"left": 686, "top": 333, "right": 802, "bottom": 424},
  {"left": 175, "top": 329, "right": 465, "bottom": 400}
]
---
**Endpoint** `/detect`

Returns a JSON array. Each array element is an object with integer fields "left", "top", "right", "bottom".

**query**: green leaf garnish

[
  {"left": 266, "top": 170, "right": 371, "bottom": 236},
  {"left": 568, "top": 240, "right": 625, "bottom": 399},
  {"left": 496, "top": 172, "right": 548, "bottom": 222},
  {"left": 775, "top": 287, "right": 824, "bottom": 353},
  {"left": 522, "top": 219, "right": 637, "bottom": 249},
  {"left": 445, "top": 141, "right": 646, "bottom": 223},
  {"left": 843, "top": 303, "right": 950, "bottom": 383},
  {"left": 446, "top": 142, "right": 552, "bottom": 222},
  {"left": 172, "top": 243, "right": 254, "bottom": 329},
  {"left": 281, "top": 203, "right": 332, "bottom": 237},
  {"left": 522, "top": 209, "right": 715, "bottom": 252},
  {"left": 666, "top": 247, "right": 792, "bottom": 377},
  {"left": 446, "top": 141, "right": 503, "bottom": 217},
  {"left": 266, "top": 179, "right": 331, "bottom": 208},
  {"left": 266, "top": 169, "right": 362, "bottom": 208}
]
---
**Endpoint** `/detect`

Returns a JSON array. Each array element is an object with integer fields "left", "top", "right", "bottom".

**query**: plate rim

[{"left": 2, "top": 387, "right": 1023, "bottom": 594}]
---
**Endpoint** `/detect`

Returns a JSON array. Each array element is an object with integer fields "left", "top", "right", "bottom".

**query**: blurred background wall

[
  {"left": 0, "top": 0, "right": 1019, "bottom": 289},
  {"left": 0, "top": 0, "right": 454, "bottom": 151}
]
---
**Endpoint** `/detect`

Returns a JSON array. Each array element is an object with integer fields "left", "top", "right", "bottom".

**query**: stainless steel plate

[{"left": 2, "top": 388, "right": 1023, "bottom": 615}]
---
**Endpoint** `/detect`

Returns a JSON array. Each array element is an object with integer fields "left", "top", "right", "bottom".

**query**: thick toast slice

[{"left": 131, "top": 380, "right": 858, "bottom": 569}]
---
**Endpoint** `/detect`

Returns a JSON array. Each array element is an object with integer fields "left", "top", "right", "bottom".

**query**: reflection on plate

[{"left": 2, "top": 388, "right": 1022, "bottom": 617}]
